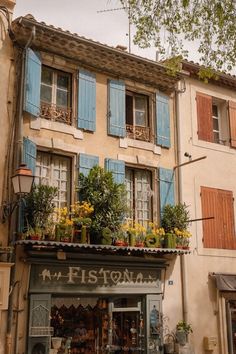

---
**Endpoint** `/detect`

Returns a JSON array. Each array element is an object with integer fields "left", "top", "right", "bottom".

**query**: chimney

[{"left": 116, "top": 45, "right": 128, "bottom": 52}]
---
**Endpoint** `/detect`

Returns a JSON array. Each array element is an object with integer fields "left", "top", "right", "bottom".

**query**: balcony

[
  {"left": 126, "top": 124, "right": 150, "bottom": 142},
  {"left": 40, "top": 101, "right": 72, "bottom": 125}
]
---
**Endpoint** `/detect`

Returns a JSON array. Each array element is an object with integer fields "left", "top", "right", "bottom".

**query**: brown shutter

[
  {"left": 201, "top": 186, "right": 220, "bottom": 248},
  {"left": 228, "top": 101, "right": 236, "bottom": 148},
  {"left": 201, "top": 186, "right": 236, "bottom": 249},
  {"left": 218, "top": 189, "right": 235, "bottom": 249},
  {"left": 196, "top": 93, "right": 213, "bottom": 142}
]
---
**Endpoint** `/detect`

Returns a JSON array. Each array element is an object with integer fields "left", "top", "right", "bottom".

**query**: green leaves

[
  {"left": 78, "top": 166, "right": 128, "bottom": 237},
  {"left": 120, "top": 0, "right": 236, "bottom": 72}
]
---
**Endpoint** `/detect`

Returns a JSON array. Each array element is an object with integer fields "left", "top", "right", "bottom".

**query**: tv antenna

[{"left": 97, "top": 6, "right": 131, "bottom": 53}]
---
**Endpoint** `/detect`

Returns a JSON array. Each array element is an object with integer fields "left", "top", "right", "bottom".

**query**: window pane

[
  {"left": 41, "top": 67, "right": 53, "bottom": 85},
  {"left": 213, "top": 118, "right": 219, "bottom": 131},
  {"left": 41, "top": 85, "right": 52, "bottom": 103},
  {"left": 135, "top": 111, "right": 146, "bottom": 126},
  {"left": 135, "top": 96, "right": 147, "bottom": 126},
  {"left": 56, "top": 89, "right": 68, "bottom": 107},
  {"left": 57, "top": 73, "right": 69, "bottom": 89},
  {"left": 212, "top": 104, "right": 218, "bottom": 117}
]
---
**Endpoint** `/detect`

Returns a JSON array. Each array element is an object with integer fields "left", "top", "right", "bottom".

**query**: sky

[{"left": 13, "top": 0, "right": 157, "bottom": 61}]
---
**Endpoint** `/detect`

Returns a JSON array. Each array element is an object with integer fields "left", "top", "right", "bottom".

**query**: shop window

[
  {"left": 226, "top": 299, "right": 236, "bottom": 354},
  {"left": 201, "top": 186, "right": 236, "bottom": 249},
  {"left": 196, "top": 92, "right": 230, "bottom": 145},
  {"left": 126, "top": 91, "right": 150, "bottom": 142},
  {"left": 40, "top": 65, "right": 72, "bottom": 124},
  {"left": 35, "top": 152, "right": 71, "bottom": 209},
  {"left": 125, "top": 168, "right": 152, "bottom": 227}
]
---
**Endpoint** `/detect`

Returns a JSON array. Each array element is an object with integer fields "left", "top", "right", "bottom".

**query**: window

[
  {"left": 125, "top": 168, "right": 152, "bottom": 226},
  {"left": 126, "top": 91, "right": 150, "bottom": 142},
  {"left": 35, "top": 152, "right": 71, "bottom": 209},
  {"left": 196, "top": 92, "right": 230, "bottom": 145},
  {"left": 201, "top": 186, "right": 236, "bottom": 249},
  {"left": 40, "top": 66, "right": 72, "bottom": 124}
]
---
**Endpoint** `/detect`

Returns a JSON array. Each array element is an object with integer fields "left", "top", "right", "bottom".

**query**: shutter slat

[
  {"left": 78, "top": 153, "right": 99, "bottom": 177},
  {"left": 156, "top": 93, "right": 170, "bottom": 148},
  {"left": 159, "top": 168, "right": 175, "bottom": 214},
  {"left": 105, "top": 158, "right": 125, "bottom": 184},
  {"left": 23, "top": 137, "right": 37, "bottom": 174},
  {"left": 24, "top": 49, "right": 41, "bottom": 117},
  {"left": 78, "top": 69, "right": 96, "bottom": 131},
  {"left": 229, "top": 101, "right": 236, "bottom": 148},
  {"left": 196, "top": 93, "right": 213, "bottom": 142},
  {"left": 218, "top": 189, "right": 235, "bottom": 249},
  {"left": 108, "top": 80, "right": 125, "bottom": 137}
]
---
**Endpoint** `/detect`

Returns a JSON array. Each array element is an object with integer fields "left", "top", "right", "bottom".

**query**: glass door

[{"left": 108, "top": 297, "right": 145, "bottom": 354}]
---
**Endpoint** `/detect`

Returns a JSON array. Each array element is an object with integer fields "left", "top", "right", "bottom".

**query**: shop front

[{"left": 27, "top": 254, "right": 166, "bottom": 354}]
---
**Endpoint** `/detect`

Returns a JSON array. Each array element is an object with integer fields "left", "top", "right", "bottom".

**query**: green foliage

[
  {"left": 161, "top": 203, "right": 190, "bottom": 232},
  {"left": 78, "top": 166, "right": 128, "bottom": 239},
  {"left": 24, "top": 184, "right": 58, "bottom": 230},
  {"left": 176, "top": 320, "right": 193, "bottom": 334},
  {"left": 121, "top": 0, "right": 236, "bottom": 72}
]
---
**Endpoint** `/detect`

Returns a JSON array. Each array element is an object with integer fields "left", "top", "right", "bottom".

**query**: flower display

[{"left": 71, "top": 201, "right": 93, "bottom": 226}]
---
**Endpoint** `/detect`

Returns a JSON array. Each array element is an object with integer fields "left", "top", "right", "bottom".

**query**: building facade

[
  {"left": 178, "top": 61, "right": 236, "bottom": 354},
  {"left": 1, "top": 14, "right": 189, "bottom": 354}
]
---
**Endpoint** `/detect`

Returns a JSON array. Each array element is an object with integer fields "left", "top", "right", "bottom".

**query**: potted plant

[
  {"left": 54, "top": 207, "right": 74, "bottom": 242},
  {"left": 23, "top": 184, "right": 58, "bottom": 240},
  {"left": 175, "top": 320, "right": 193, "bottom": 346},
  {"left": 71, "top": 201, "right": 93, "bottom": 243},
  {"left": 145, "top": 223, "right": 165, "bottom": 248},
  {"left": 161, "top": 203, "right": 191, "bottom": 248},
  {"left": 78, "top": 166, "right": 128, "bottom": 244}
]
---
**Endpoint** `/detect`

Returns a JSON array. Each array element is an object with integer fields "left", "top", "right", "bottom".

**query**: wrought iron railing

[
  {"left": 126, "top": 124, "right": 150, "bottom": 142},
  {"left": 40, "top": 101, "right": 72, "bottom": 125}
]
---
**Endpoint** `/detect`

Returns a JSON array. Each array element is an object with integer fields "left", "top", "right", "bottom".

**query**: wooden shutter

[
  {"left": 104, "top": 158, "right": 125, "bottom": 184},
  {"left": 196, "top": 92, "right": 213, "bottom": 142},
  {"left": 108, "top": 79, "right": 125, "bottom": 137},
  {"left": 23, "top": 137, "right": 37, "bottom": 174},
  {"left": 28, "top": 294, "right": 51, "bottom": 354},
  {"left": 78, "top": 69, "right": 96, "bottom": 131},
  {"left": 156, "top": 93, "right": 170, "bottom": 148},
  {"left": 159, "top": 167, "right": 175, "bottom": 214},
  {"left": 78, "top": 153, "right": 99, "bottom": 177},
  {"left": 218, "top": 189, "right": 235, "bottom": 249},
  {"left": 24, "top": 48, "right": 41, "bottom": 117},
  {"left": 229, "top": 101, "right": 236, "bottom": 148},
  {"left": 201, "top": 186, "right": 220, "bottom": 248},
  {"left": 201, "top": 186, "right": 235, "bottom": 249}
]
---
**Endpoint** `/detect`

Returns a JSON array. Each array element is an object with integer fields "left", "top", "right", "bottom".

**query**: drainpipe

[
  {"left": 174, "top": 80, "right": 188, "bottom": 324},
  {"left": 6, "top": 24, "right": 35, "bottom": 354}
]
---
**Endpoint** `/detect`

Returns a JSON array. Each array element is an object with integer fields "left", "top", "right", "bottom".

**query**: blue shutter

[
  {"left": 78, "top": 153, "right": 99, "bottom": 177},
  {"left": 108, "top": 79, "right": 125, "bottom": 137},
  {"left": 23, "top": 137, "right": 37, "bottom": 174},
  {"left": 24, "top": 48, "right": 41, "bottom": 117},
  {"left": 159, "top": 167, "right": 175, "bottom": 214},
  {"left": 156, "top": 93, "right": 170, "bottom": 148},
  {"left": 78, "top": 69, "right": 96, "bottom": 131},
  {"left": 105, "top": 158, "right": 125, "bottom": 184}
]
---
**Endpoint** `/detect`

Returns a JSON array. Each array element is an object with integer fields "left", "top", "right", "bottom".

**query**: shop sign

[{"left": 30, "top": 264, "right": 162, "bottom": 293}]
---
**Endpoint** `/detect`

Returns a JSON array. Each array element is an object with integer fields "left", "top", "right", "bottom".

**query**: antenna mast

[{"left": 97, "top": 6, "right": 131, "bottom": 53}]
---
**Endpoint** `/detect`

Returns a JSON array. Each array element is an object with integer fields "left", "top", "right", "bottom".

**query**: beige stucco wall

[
  {"left": 0, "top": 1, "right": 16, "bottom": 353},
  {"left": 178, "top": 77, "right": 236, "bottom": 353}
]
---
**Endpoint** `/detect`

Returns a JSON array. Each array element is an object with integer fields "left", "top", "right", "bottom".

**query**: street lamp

[
  {"left": 1, "top": 164, "right": 34, "bottom": 222},
  {"left": 11, "top": 163, "right": 34, "bottom": 195}
]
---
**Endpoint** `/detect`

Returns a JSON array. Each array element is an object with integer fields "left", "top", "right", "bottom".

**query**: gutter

[
  {"left": 175, "top": 80, "right": 189, "bottom": 324},
  {"left": 6, "top": 24, "right": 35, "bottom": 354}
]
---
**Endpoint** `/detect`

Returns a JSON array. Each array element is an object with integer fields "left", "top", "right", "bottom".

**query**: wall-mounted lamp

[{"left": 1, "top": 164, "right": 34, "bottom": 222}]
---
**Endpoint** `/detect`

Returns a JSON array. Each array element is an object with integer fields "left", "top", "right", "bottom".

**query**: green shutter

[
  {"left": 78, "top": 69, "right": 96, "bottom": 131},
  {"left": 24, "top": 48, "right": 41, "bottom": 117},
  {"left": 28, "top": 294, "right": 51, "bottom": 354},
  {"left": 104, "top": 158, "right": 125, "bottom": 184},
  {"left": 156, "top": 93, "right": 170, "bottom": 148},
  {"left": 108, "top": 79, "right": 125, "bottom": 137},
  {"left": 159, "top": 167, "right": 175, "bottom": 214}
]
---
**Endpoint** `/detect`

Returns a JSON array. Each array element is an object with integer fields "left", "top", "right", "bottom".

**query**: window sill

[
  {"left": 193, "top": 138, "right": 235, "bottom": 154},
  {"left": 119, "top": 138, "right": 161, "bottom": 155},
  {"left": 197, "top": 246, "right": 236, "bottom": 258},
  {"left": 30, "top": 117, "right": 83, "bottom": 140}
]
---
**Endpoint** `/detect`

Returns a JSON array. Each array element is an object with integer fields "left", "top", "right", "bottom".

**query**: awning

[{"left": 210, "top": 273, "right": 236, "bottom": 291}]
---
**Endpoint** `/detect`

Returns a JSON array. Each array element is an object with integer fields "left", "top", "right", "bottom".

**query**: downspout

[
  {"left": 175, "top": 80, "right": 188, "bottom": 324},
  {"left": 6, "top": 24, "right": 35, "bottom": 354}
]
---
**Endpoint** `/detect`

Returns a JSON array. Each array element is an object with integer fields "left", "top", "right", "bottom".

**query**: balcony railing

[
  {"left": 126, "top": 124, "right": 150, "bottom": 142},
  {"left": 40, "top": 102, "right": 72, "bottom": 125}
]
